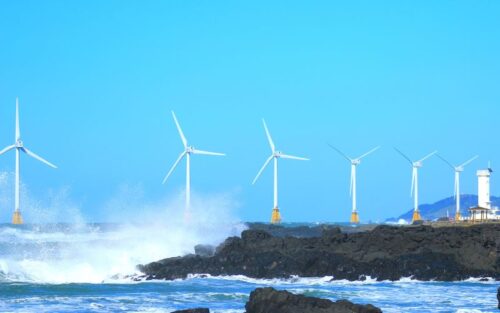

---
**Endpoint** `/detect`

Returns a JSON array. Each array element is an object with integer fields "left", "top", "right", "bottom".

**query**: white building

[
  {"left": 467, "top": 168, "right": 499, "bottom": 221},
  {"left": 477, "top": 169, "right": 492, "bottom": 209}
]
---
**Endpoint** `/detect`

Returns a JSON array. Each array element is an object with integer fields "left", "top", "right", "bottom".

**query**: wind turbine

[
  {"left": 0, "top": 98, "right": 57, "bottom": 225},
  {"left": 436, "top": 154, "right": 478, "bottom": 221},
  {"left": 329, "top": 145, "right": 380, "bottom": 224},
  {"left": 253, "top": 119, "right": 309, "bottom": 224},
  {"left": 162, "top": 111, "right": 225, "bottom": 219},
  {"left": 394, "top": 148, "right": 437, "bottom": 223}
]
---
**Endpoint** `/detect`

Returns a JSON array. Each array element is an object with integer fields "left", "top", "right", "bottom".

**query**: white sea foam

[
  {"left": 179, "top": 274, "right": 497, "bottom": 287},
  {"left": 0, "top": 191, "right": 245, "bottom": 284}
]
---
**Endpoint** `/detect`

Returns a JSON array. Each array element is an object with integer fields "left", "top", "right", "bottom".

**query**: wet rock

[
  {"left": 322, "top": 227, "right": 342, "bottom": 238},
  {"left": 246, "top": 223, "right": 374, "bottom": 237},
  {"left": 194, "top": 244, "right": 215, "bottom": 257},
  {"left": 497, "top": 287, "right": 500, "bottom": 309},
  {"left": 139, "top": 224, "right": 500, "bottom": 281},
  {"left": 245, "top": 287, "right": 381, "bottom": 313},
  {"left": 171, "top": 309, "right": 209, "bottom": 313}
]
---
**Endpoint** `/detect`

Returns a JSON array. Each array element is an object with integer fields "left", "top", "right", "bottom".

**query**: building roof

[{"left": 468, "top": 206, "right": 491, "bottom": 211}]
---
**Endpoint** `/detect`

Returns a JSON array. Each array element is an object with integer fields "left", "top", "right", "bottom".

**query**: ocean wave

[
  {"left": 140, "top": 273, "right": 498, "bottom": 286},
  {"left": 1, "top": 272, "right": 497, "bottom": 313},
  {"left": 0, "top": 220, "right": 245, "bottom": 284}
]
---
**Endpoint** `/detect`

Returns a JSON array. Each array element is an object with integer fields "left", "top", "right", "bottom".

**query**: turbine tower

[
  {"left": 253, "top": 119, "right": 309, "bottom": 224},
  {"left": 162, "top": 111, "right": 225, "bottom": 219},
  {"left": 437, "top": 154, "right": 478, "bottom": 221},
  {"left": 395, "top": 148, "right": 437, "bottom": 223},
  {"left": 0, "top": 98, "right": 57, "bottom": 225},
  {"left": 329, "top": 145, "right": 380, "bottom": 224}
]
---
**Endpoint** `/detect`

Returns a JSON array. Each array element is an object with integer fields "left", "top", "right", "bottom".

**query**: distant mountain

[{"left": 386, "top": 194, "right": 500, "bottom": 222}]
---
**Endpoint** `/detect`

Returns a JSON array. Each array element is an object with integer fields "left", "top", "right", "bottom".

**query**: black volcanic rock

[
  {"left": 171, "top": 309, "right": 209, "bottom": 313},
  {"left": 245, "top": 287, "right": 381, "bottom": 313},
  {"left": 497, "top": 287, "right": 500, "bottom": 309},
  {"left": 246, "top": 223, "right": 375, "bottom": 237},
  {"left": 139, "top": 224, "right": 500, "bottom": 281},
  {"left": 194, "top": 244, "right": 215, "bottom": 257}
]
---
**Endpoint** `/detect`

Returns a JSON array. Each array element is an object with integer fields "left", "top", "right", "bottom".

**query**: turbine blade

[
  {"left": 280, "top": 154, "right": 309, "bottom": 161},
  {"left": 15, "top": 97, "right": 20, "bottom": 141},
  {"left": 0, "top": 145, "right": 16, "bottom": 156},
  {"left": 459, "top": 155, "right": 479, "bottom": 168},
  {"left": 436, "top": 154, "right": 455, "bottom": 170},
  {"left": 22, "top": 148, "right": 57, "bottom": 168},
  {"left": 394, "top": 147, "right": 413, "bottom": 165},
  {"left": 252, "top": 155, "right": 274, "bottom": 185},
  {"left": 356, "top": 146, "right": 381, "bottom": 160},
  {"left": 262, "top": 119, "right": 275, "bottom": 152},
  {"left": 192, "top": 149, "right": 225, "bottom": 156},
  {"left": 327, "top": 144, "right": 351, "bottom": 162},
  {"left": 171, "top": 111, "right": 187, "bottom": 148},
  {"left": 162, "top": 152, "right": 186, "bottom": 184},
  {"left": 418, "top": 150, "right": 437, "bottom": 163}
]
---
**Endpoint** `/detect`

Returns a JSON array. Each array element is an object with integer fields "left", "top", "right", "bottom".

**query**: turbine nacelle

[
  {"left": 412, "top": 161, "right": 423, "bottom": 168},
  {"left": 328, "top": 144, "right": 380, "bottom": 223},
  {"left": 186, "top": 146, "right": 195, "bottom": 154},
  {"left": 162, "top": 111, "right": 225, "bottom": 186},
  {"left": 329, "top": 144, "right": 380, "bottom": 166},
  {"left": 0, "top": 98, "right": 57, "bottom": 224},
  {"left": 0, "top": 99, "right": 57, "bottom": 169},
  {"left": 395, "top": 148, "right": 437, "bottom": 204},
  {"left": 436, "top": 154, "right": 479, "bottom": 219},
  {"left": 351, "top": 159, "right": 361, "bottom": 166},
  {"left": 253, "top": 120, "right": 309, "bottom": 180},
  {"left": 437, "top": 154, "right": 478, "bottom": 174},
  {"left": 395, "top": 148, "right": 437, "bottom": 169},
  {"left": 253, "top": 119, "right": 309, "bottom": 223}
]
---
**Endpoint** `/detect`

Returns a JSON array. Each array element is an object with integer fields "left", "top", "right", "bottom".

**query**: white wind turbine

[
  {"left": 162, "top": 111, "right": 225, "bottom": 218},
  {"left": 329, "top": 145, "right": 380, "bottom": 224},
  {"left": 436, "top": 154, "right": 478, "bottom": 221},
  {"left": 395, "top": 148, "right": 437, "bottom": 223},
  {"left": 0, "top": 98, "right": 57, "bottom": 225},
  {"left": 252, "top": 119, "right": 309, "bottom": 224}
]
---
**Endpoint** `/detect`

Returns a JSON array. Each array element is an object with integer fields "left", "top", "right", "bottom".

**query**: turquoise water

[
  {"left": 0, "top": 277, "right": 498, "bottom": 312},
  {"left": 0, "top": 224, "right": 497, "bottom": 312}
]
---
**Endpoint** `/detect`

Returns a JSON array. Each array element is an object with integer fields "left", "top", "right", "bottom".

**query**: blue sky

[{"left": 0, "top": 1, "right": 499, "bottom": 222}]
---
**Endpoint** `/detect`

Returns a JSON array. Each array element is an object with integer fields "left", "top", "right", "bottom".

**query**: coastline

[{"left": 139, "top": 223, "right": 500, "bottom": 282}]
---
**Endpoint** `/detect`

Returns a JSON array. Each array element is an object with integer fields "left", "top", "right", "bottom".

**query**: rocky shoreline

[
  {"left": 139, "top": 223, "right": 500, "bottom": 281},
  {"left": 245, "top": 222, "right": 378, "bottom": 237},
  {"left": 172, "top": 287, "right": 382, "bottom": 313}
]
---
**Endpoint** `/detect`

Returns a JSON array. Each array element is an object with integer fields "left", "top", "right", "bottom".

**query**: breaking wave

[
  {"left": 0, "top": 192, "right": 246, "bottom": 284},
  {"left": 178, "top": 274, "right": 497, "bottom": 286}
]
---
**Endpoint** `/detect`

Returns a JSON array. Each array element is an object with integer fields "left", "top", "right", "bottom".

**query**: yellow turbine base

[
  {"left": 12, "top": 211, "right": 23, "bottom": 225},
  {"left": 271, "top": 207, "right": 281, "bottom": 224},
  {"left": 455, "top": 212, "right": 461, "bottom": 221},
  {"left": 412, "top": 210, "right": 422, "bottom": 223},
  {"left": 350, "top": 212, "right": 359, "bottom": 224}
]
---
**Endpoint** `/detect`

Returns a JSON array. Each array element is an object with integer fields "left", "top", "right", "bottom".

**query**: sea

[{"left": 0, "top": 223, "right": 497, "bottom": 313}]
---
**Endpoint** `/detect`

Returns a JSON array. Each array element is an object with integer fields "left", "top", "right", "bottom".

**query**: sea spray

[{"left": 0, "top": 191, "right": 245, "bottom": 284}]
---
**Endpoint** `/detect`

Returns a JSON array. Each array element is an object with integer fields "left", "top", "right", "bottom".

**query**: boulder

[
  {"left": 245, "top": 287, "right": 381, "bottom": 313},
  {"left": 497, "top": 287, "right": 500, "bottom": 309}
]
